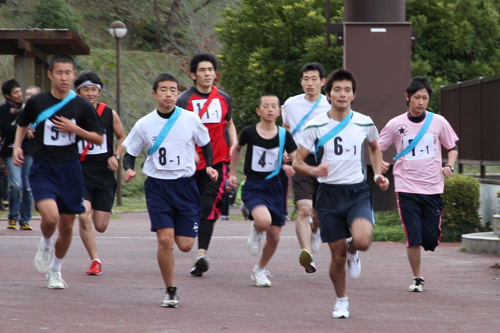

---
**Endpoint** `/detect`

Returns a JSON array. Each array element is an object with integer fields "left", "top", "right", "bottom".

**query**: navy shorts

[
  {"left": 397, "top": 192, "right": 443, "bottom": 251},
  {"left": 29, "top": 158, "right": 86, "bottom": 214},
  {"left": 316, "top": 182, "right": 374, "bottom": 243},
  {"left": 242, "top": 177, "right": 285, "bottom": 227},
  {"left": 82, "top": 165, "right": 117, "bottom": 212},
  {"left": 144, "top": 176, "right": 201, "bottom": 237}
]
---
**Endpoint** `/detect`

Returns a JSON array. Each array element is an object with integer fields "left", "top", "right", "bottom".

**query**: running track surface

[{"left": 1, "top": 212, "right": 499, "bottom": 333}]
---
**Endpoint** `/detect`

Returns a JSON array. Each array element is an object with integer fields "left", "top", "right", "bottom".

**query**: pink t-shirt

[{"left": 378, "top": 111, "right": 459, "bottom": 194}]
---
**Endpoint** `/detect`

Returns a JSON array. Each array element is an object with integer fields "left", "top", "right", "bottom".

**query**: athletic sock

[
  {"left": 50, "top": 256, "right": 65, "bottom": 271},
  {"left": 337, "top": 297, "right": 348, "bottom": 302},
  {"left": 92, "top": 258, "right": 101, "bottom": 264},
  {"left": 43, "top": 236, "right": 54, "bottom": 248}
]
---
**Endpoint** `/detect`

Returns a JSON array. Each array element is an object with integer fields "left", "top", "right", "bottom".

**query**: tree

[
  {"left": 31, "top": 0, "right": 82, "bottom": 32},
  {"left": 407, "top": 0, "right": 500, "bottom": 112},
  {"left": 216, "top": 0, "right": 343, "bottom": 130}
]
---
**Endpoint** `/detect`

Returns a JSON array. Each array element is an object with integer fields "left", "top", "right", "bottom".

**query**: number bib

[
  {"left": 325, "top": 135, "right": 362, "bottom": 161},
  {"left": 152, "top": 142, "right": 187, "bottom": 171},
  {"left": 192, "top": 98, "right": 223, "bottom": 123},
  {"left": 402, "top": 132, "right": 435, "bottom": 161},
  {"left": 43, "top": 119, "right": 77, "bottom": 146},
  {"left": 78, "top": 132, "right": 108, "bottom": 155},
  {"left": 251, "top": 146, "right": 280, "bottom": 172}
]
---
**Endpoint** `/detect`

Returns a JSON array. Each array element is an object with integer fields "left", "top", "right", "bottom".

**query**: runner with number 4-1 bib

[
  {"left": 378, "top": 77, "right": 458, "bottom": 294},
  {"left": 13, "top": 53, "right": 105, "bottom": 290},
  {"left": 74, "top": 70, "right": 126, "bottom": 277},
  {"left": 229, "top": 94, "right": 297, "bottom": 288},
  {"left": 293, "top": 69, "right": 389, "bottom": 319},
  {"left": 122, "top": 73, "right": 217, "bottom": 308},
  {"left": 176, "top": 53, "right": 237, "bottom": 278}
]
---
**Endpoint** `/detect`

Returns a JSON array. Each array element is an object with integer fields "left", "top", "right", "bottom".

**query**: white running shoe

[
  {"left": 251, "top": 266, "right": 272, "bottom": 287},
  {"left": 247, "top": 222, "right": 263, "bottom": 256},
  {"left": 310, "top": 228, "right": 321, "bottom": 253},
  {"left": 409, "top": 277, "right": 425, "bottom": 292},
  {"left": 162, "top": 287, "right": 179, "bottom": 308},
  {"left": 299, "top": 249, "right": 316, "bottom": 273},
  {"left": 46, "top": 270, "right": 67, "bottom": 289},
  {"left": 346, "top": 238, "right": 361, "bottom": 279},
  {"left": 332, "top": 298, "right": 349, "bottom": 318},
  {"left": 190, "top": 255, "right": 210, "bottom": 277},
  {"left": 34, "top": 237, "right": 54, "bottom": 274}
]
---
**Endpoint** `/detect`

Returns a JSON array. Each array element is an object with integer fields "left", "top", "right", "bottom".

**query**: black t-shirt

[
  {"left": 19, "top": 92, "right": 104, "bottom": 162},
  {"left": 239, "top": 125, "right": 296, "bottom": 180},
  {"left": 79, "top": 104, "right": 114, "bottom": 167}
]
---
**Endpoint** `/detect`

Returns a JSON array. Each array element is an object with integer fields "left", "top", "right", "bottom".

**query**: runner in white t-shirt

[
  {"left": 378, "top": 77, "right": 458, "bottom": 293},
  {"left": 282, "top": 63, "right": 330, "bottom": 273},
  {"left": 122, "top": 73, "right": 218, "bottom": 308},
  {"left": 293, "top": 69, "right": 389, "bottom": 319}
]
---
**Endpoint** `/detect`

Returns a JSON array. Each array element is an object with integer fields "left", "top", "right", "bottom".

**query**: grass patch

[{"left": 372, "top": 210, "right": 406, "bottom": 242}]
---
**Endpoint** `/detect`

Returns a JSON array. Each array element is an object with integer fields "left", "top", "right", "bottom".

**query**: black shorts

[
  {"left": 82, "top": 165, "right": 117, "bottom": 212},
  {"left": 397, "top": 192, "right": 443, "bottom": 251},
  {"left": 292, "top": 154, "right": 319, "bottom": 205},
  {"left": 194, "top": 162, "right": 227, "bottom": 221},
  {"left": 316, "top": 182, "right": 374, "bottom": 243},
  {"left": 242, "top": 177, "right": 285, "bottom": 227}
]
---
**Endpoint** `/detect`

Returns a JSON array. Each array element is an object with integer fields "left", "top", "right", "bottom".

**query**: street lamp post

[{"left": 109, "top": 21, "right": 127, "bottom": 206}]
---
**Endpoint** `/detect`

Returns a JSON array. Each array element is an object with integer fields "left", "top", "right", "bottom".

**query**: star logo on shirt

[{"left": 396, "top": 124, "right": 407, "bottom": 137}]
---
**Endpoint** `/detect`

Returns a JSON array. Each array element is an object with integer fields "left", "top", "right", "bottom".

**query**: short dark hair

[
  {"left": 152, "top": 73, "right": 179, "bottom": 92},
  {"left": 74, "top": 70, "right": 104, "bottom": 91},
  {"left": 49, "top": 53, "right": 75, "bottom": 72},
  {"left": 300, "top": 63, "right": 326, "bottom": 79},
  {"left": 325, "top": 69, "right": 357, "bottom": 96},
  {"left": 190, "top": 53, "right": 218, "bottom": 74},
  {"left": 406, "top": 77, "right": 433, "bottom": 106},
  {"left": 257, "top": 94, "right": 280, "bottom": 108},
  {"left": 1, "top": 78, "right": 21, "bottom": 98}
]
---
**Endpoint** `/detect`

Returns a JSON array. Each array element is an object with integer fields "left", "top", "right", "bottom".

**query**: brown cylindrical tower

[{"left": 344, "top": 0, "right": 405, "bottom": 22}]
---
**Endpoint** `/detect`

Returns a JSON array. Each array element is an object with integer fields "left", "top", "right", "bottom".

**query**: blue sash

[
  {"left": 147, "top": 107, "right": 182, "bottom": 155},
  {"left": 291, "top": 95, "right": 324, "bottom": 137},
  {"left": 393, "top": 111, "right": 434, "bottom": 161},
  {"left": 33, "top": 90, "right": 77, "bottom": 129},
  {"left": 265, "top": 126, "right": 286, "bottom": 179},
  {"left": 315, "top": 110, "right": 353, "bottom": 160}
]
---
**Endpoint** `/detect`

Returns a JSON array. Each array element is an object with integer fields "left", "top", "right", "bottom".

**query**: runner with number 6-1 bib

[
  {"left": 122, "top": 73, "right": 217, "bottom": 308},
  {"left": 293, "top": 69, "right": 389, "bottom": 319},
  {"left": 378, "top": 77, "right": 459, "bottom": 294},
  {"left": 176, "top": 53, "right": 237, "bottom": 278}
]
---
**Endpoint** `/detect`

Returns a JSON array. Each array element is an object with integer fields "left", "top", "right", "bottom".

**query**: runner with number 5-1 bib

[
  {"left": 13, "top": 54, "right": 105, "bottom": 290},
  {"left": 176, "top": 53, "right": 237, "bottom": 278},
  {"left": 293, "top": 69, "right": 389, "bottom": 319},
  {"left": 378, "top": 77, "right": 459, "bottom": 294},
  {"left": 122, "top": 73, "right": 217, "bottom": 308}
]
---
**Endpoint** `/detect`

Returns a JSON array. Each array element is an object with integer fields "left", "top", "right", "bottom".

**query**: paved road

[{"left": 1, "top": 212, "right": 499, "bottom": 332}]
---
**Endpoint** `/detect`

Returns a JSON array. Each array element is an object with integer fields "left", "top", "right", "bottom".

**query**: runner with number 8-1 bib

[
  {"left": 176, "top": 53, "right": 237, "bottom": 278},
  {"left": 122, "top": 73, "right": 217, "bottom": 308}
]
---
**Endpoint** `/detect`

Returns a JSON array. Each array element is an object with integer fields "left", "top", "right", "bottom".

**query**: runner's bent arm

[
  {"left": 52, "top": 115, "right": 104, "bottom": 145},
  {"left": 123, "top": 152, "right": 137, "bottom": 183},
  {"left": 441, "top": 149, "right": 458, "bottom": 179},
  {"left": 368, "top": 139, "right": 389, "bottom": 191},
  {"left": 227, "top": 119, "right": 237, "bottom": 157},
  {"left": 228, "top": 143, "right": 243, "bottom": 188},
  {"left": 108, "top": 110, "right": 126, "bottom": 171},
  {"left": 292, "top": 145, "right": 328, "bottom": 178},
  {"left": 200, "top": 142, "right": 218, "bottom": 182}
]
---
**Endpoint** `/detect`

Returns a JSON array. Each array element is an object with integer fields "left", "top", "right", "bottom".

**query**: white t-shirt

[
  {"left": 123, "top": 109, "right": 210, "bottom": 180},
  {"left": 299, "top": 110, "right": 379, "bottom": 184},
  {"left": 282, "top": 94, "right": 331, "bottom": 151}
]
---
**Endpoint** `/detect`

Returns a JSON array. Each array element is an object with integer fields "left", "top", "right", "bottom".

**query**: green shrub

[
  {"left": 372, "top": 210, "right": 406, "bottom": 242},
  {"left": 441, "top": 174, "right": 483, "bottom": 242},
  {"left": 31, "top": 0, "right": 82, "bottom": 32}
]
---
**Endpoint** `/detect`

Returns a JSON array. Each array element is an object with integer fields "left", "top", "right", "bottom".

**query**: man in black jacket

[{"left": 0, "top": 79, "right": 34, "bottom": 230}]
